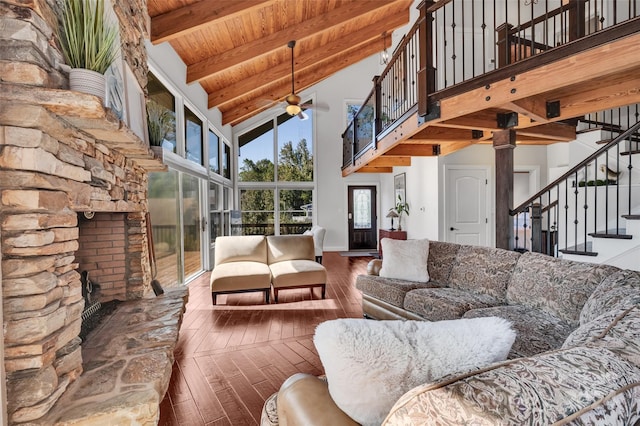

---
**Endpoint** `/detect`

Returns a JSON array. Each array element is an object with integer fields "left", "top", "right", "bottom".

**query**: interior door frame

[
  {"left": 344, "top": 182, "right": 380, "bottom": 251},
  {"left": 443, "top": 165, "right": 492, "bottom": 247}
]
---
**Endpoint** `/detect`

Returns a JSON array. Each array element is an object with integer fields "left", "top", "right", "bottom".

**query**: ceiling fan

[{"left": 281, "top": 40, "right": 328, "bottom": 119}]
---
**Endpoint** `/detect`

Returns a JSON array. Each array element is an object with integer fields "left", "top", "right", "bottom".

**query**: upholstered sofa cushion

[
  {"left": 270, "top": 260, "right": 326, "bottom": 289},
  {"left": 384, "top": 345, "right": 640, "bottom": 425},
  {"left": 214, "top": 235, "right": 268, "bottom": 266},
  {"left": 403, "top": 287, "right": 501, "bottom": 321},
  {"left": 463, "top": 305, "right": 574, "bottom": 358},
  {"left": 564, "top": 305, "right": 640, "bottom": 369},
  {"left": 448, "top": 245, "right": 520, "bottom": 303},
  {"left": 355, "top": 274, "right": 436, "bottom": 309},
  {"left": 267, "top": 235, "right": 315, "bottom": 263},
  {"left": 426, "top": 240, "right": 461, "bottom": 284},
  {"left": 210, "top": 261, "right": 272, "bottom": 292},
  {"left": 507, "top": 252, "right": 618, "bottom": 325},
  {"left": 580, "top": 269, "right": 640, "bottom": 324}
]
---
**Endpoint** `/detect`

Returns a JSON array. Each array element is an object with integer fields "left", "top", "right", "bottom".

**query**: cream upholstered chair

[{"left": 304, "top": 225, "right": 326, "bottom": 263}]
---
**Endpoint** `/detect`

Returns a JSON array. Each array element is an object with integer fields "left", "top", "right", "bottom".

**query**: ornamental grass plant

[{"left": 58, "top": 0, "right": 118, "bottom": 74}]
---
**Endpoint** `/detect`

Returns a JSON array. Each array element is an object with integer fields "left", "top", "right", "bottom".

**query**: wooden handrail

[
  {"left": 510, "top": 119, "right": 640, "bottom": 216},
  {"left": 508, "top": 3, "right": 574, "bottom": 34},
  {"left": 426, "top": 0, "right": 452, "bottom": 13}
]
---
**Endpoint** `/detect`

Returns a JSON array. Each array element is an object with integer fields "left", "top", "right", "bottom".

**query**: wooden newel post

[
  {"left": 373, "top": 75, "right": 382, "bottom": 147},
  {"left": 530, "top": 203, "right": 542, "bottom": 253},
  {"left": 493, "top": 129, "right": 516, "bottom": 250},
  {"left": 496, "top": 23, "right": 513, "bottom": 68},
  {"left": 417, "top": 0, "right": 436, "bottom": 118},
  {"left": 569, "top": 0, "right": 587, "bottom": 42}
]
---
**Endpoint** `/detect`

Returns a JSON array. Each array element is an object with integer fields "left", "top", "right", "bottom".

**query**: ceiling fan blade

[
  {"left": 298, "top": 110, "right": 309, "bottom": 120},
  {"left": 300, "top": 102, "right": 330, "bottom": 112}
]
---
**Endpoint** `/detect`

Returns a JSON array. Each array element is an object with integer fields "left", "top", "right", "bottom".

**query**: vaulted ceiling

[{"left": 147, "top": 0, "right": 413, "bottom": 127}]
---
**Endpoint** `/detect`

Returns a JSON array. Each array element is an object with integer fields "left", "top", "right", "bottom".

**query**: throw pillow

[
  {"left": 379, "top": 238, "right": 430, "bottom": 282},
  {"left": 314, "top": 317, "right": 515, "bottom": 426}
]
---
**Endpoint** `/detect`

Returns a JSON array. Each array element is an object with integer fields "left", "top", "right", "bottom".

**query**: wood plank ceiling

[{"left": 147, "top": 0, "right": 414, "bottom": 126}]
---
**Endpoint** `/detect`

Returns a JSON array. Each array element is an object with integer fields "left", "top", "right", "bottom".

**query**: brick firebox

[
  {"left": 77, "top": 212, "right": 148, "bottom": 302},
  {"left": 0, "top": 0, "right": 179, "bottom": 424}
]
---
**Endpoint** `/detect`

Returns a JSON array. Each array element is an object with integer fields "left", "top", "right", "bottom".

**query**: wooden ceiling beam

[
  {"left": 385, "top": 144, "right": 438, "bottom": 156},
  {"left": 517, "top": 122, "right": 576, "bottom": 141},
  {"left": 221, "top": 39, "right": 387, "bottom": 125},
  {"left": 207, "top": 11, "right": 407, "bottom": 108},
  {"left": 356, "top": 166, "right": 394, "bottom": 174},
  {"left": 436, "top": 110, "right": 499, "bottom": 130},
  {"left": 187, "top": 1, "right": 398, "bottom": 83},
  {"left": 368, "top": 156, "right": 411, "bottom": 167},
  {"left": 504, "top": 97, "right": 549, "bottom": 123},
  {"left": 411, "top": 126, "right": 480, "bottom": 140},
  {"left": 551, "top": 75, "right": 640, "bottom": 120},
  {"left": 151, "top": 0, "right": 276, "bottom": 44},
  {"left": 439, "top": 141, "right": 476, "bottom": 156}
]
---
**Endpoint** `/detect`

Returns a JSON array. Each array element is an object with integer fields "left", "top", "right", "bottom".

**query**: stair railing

[{"left": 511, "top": 117, "right": 640, "bottom": 256}]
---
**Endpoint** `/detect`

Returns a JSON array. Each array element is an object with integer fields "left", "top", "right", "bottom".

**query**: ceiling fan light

[{"left": 286, "top": 104, "right": 301, "bottom": 116}]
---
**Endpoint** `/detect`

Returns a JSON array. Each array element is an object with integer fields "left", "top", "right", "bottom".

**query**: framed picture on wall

[{"left": 394, "top": 172, "right": 406, "bottom": 203}]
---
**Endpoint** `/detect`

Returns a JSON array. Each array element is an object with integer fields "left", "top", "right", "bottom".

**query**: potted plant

[
  {"left": 146, "top": 100, "right": 173, "bottom": 150},
  {"left": 57, "top": 0, "right": 118, "bottom": 101},
  {"left": 390, "top": 194, "right": 410, "bottom": 230}
]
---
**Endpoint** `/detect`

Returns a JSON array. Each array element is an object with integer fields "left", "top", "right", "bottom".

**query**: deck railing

[
  {"left": 511, "top": 111, "right": 640, "bottom": 256},
  {"left": 342, "top": 0, "right": 640, "bottom": 170}
]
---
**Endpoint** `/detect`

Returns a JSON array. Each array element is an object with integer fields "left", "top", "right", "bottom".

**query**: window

[
  {"left": 237, "top": 107, "right": 315, "bottom": 236},
  {"left": 239, "top": 189, "right": 274, "bottom": 235},
  {"left": 279, "top": 189, "right": 312, "bottom": 234},
  {"left": 238, "top": 121, "right": 274, "bottom": 182},
  {"left": 208, "top": 129, "right": 219, "bottom": 174},
  {"left": 147, "top": 72, "right": 177, "bottom": 152},
  {"left": 277, "top": 113, "right": 313, "bottom": 182},
  {"left": 222, "top": 142, "right": 231, "bottom": 179},
  {"left": 184, "top": 106, "right": 203, "bottom": 165}
]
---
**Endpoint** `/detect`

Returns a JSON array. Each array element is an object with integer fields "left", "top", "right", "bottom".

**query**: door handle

[
  {"left": 450, "top": 227, "right": 459, "bottom": 231},
  {"left": 348, "top": 212, "right": 353, "bottom": 220}
]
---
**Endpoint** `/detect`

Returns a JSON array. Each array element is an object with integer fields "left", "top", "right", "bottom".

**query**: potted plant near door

[
  {"left": 57, "top": 0, "right": 118, "bottom": 101},
  {"left": 390, "top": 194, "right": 410, "bottom": 231}
]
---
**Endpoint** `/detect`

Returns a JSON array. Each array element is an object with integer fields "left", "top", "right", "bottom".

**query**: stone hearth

[
  {"left": 39, "top": 288, "right": 188, "bottom": 425},
  {"left": 1, "top": 1, "right": 185, "bottom": 424}
]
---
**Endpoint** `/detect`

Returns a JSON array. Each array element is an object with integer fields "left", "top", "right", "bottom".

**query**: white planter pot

[{"left": 69, "top": 68, "right": 106, "bottom": 101}]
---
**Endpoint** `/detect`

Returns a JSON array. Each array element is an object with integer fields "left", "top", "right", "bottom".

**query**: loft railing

[
  {"left": 341, "top": 0, "right": 640, "bottom": 169},
  {"left": 341, "top": 20, "right": 420, "bottom": 168},
  {"left": 511, "top": 112, "right": 640, "bottom": 256}
]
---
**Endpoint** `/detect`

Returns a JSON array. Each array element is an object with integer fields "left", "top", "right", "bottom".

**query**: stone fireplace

[{"left": 1, "top": 0, "right": 186, "bottom": 424}]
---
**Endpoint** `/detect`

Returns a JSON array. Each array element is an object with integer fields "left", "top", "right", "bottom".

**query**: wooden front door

[{"left": 347, "top": 186, "right": 377, "bottom": 250}]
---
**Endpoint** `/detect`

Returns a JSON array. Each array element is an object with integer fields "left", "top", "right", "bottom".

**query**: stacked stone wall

[{"left": 1, "top": 0, "right": 154, "bottom": 423}]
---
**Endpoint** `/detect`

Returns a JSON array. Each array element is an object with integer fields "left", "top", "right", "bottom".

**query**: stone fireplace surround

[{"left": 1, "top": 0, "right": 187, "bottom": 424}]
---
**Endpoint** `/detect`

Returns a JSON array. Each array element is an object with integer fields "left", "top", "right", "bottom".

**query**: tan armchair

[{"left": 304, "top": 225, "right": 326, "bottom": 263}]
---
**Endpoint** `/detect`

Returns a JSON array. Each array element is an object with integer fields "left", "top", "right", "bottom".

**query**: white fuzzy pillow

[
  {"left": 314, "top": 317, "right": 515, "bottom": 426},
  {"left": 380, "top": 238, "right": 430, "bottom": 282}
]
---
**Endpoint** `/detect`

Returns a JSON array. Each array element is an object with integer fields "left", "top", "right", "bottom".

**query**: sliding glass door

[{"left": 182, "top": 174, "right": 203, "bottom": 279}]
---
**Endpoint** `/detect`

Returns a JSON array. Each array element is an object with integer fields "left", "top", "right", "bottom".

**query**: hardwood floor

[{"left": 158, "top": 252, "right": 371, "bottom": 425}]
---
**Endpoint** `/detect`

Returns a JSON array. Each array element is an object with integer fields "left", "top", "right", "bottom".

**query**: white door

[{"left": 445, "top": 167, "right": 489, "bottom": 246}]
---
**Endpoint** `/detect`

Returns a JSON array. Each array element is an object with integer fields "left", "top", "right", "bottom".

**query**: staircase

[
  {"left": 511, "top": 111, "right": 640, "bottom": 271},
  {"left": 561, "top": 214, "right": 640, "bottom": 268}
]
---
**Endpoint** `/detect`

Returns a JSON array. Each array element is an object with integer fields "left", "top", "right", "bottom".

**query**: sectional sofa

[
  {"left": 210, "top": 235, "right": 326, "bottom": 304},
  {"left": 263, "top": 239, "right": 640, "bottom": 425}
]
